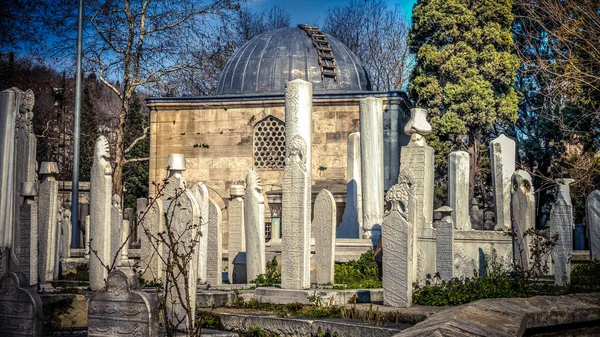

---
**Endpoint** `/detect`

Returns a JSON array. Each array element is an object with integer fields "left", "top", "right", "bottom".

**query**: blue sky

[{"left": 246, "top": 0, "right": 417, "bottom": 26}]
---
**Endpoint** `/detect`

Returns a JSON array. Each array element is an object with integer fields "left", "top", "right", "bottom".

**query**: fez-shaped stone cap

[
  {"left": 166, "top": 154, "right": 186, "bottom": 171},
  {"left": 39, "top": 162, "right": 59, "bottom": 176},
  {"left": 557, "top": 178, "right": 575, "bottom": 186},
  {"left": 230, "top": 185, "right": 245, "bottom": 198},
  {"left": 20, "top": 182, "right": 37, "bottom": 196}
]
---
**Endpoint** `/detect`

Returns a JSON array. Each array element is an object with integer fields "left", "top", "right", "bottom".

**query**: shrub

[
  {"left": 569, "top": 260, "right": 600, "bottom": 293},
  {"left": 334, "top": 249, "right": 382, "bottom": 289},
  {"left": 250, "top": 256, "right": 281, "bottom": 287}
]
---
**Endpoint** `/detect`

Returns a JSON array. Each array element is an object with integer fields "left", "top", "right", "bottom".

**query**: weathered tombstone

[
  {"left": 85, "top": 215, "right": 91, "bottom": 259},
  {"left": 19, "top": 182, "right": 38, "bottom": 286},
  {"left": 14, "top": 90, "right": 37, "bottom": 272},
  {"left": 314, "top": 189, "right": 336, "bottom": 285},
  {"left": 382, "top": 181, "right": 414, "bottom": 307},
  {"left": 483, "top": 210, "right": 495, "bottom": 231},
  {"left": 38, "top": 161, "right": 60, "bottom": 283},
  {"left": 124, "top": 207, "right": 135, "bottom": 244},
  {"left": 338, "top": 132, "right": 362, "bottom": 239},
  {"left": 119, "top": 220, "right": 129, "bottom": 266},
  {"left": 400, "top": 108, "right": 434, "bottom": 229},
  {"left": 435, "top": 206, "right": 454, "bottom": 280},
  {"left": 0, "top": 88, "right": 23, "bottom": 254},
  {"left": 191, "top": 182, "right": 209, "bottom": 284},
  {"left": 244, "top": 170, "right": 266, "bottom": 283},
  {"left": 398, "top": 169, "right": 419, "bottom": 282},
  {"left": 469, "top": 198, "right": 483, "bottom": 230},
  {"left": 549, "top": 178, "right": 574, "bottom": 286},
  {"left": 510, "top": 170, "right": 535, "bottom": 271},
  {"left": 0, "top": 272, "right": 43, "bottom": 336},
  {"left": 88, "top": 268, "right": 158, "bottom": 337},
  {"left": 360, "top": 97, "right": 384, "bottom": 244},
  {"left": 58, "top": 207, "right": 72, "bottom": 263},
  {"left": 138, "top": 198, "right": 163, "bottom": 282},
  {"left": 110, "top": 195, "right": 123, "bottom": 268},
  {"left": 162, "top": 154, "right": 199, "bottom": 331},
  {"left": 79, "top": 203, "right": 90, "bottom": 248},
  {"left": 490, "top": 134, "right": 516, "bottom": 231},
  {"left": 448, "top": 151, "right": 470, "bottom": 230},
  {"left": 586, "top": 190, "right": 600, "bottom": 260},
  {"left": 207, "top": 201, "right": 222, "bottom": 285},
  {"left": 90, "top": 136, "right": 113, "bottom": 291},
  {"left": 228, "top": 185, "right": 245, "bottom": 283}
]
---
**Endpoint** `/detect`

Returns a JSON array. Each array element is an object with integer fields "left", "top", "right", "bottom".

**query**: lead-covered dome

[{"left": 216, "top": 27, "right": 372, "bottom": 96}]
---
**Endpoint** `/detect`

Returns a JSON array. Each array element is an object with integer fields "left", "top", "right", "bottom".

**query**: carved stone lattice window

[{"left": 253, "top": 116, "right": 285, "bottom": 169}]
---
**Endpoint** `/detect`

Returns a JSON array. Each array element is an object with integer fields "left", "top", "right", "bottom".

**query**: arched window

[{"left": 253, "top": 116, "right": 286, "bottom": 169}]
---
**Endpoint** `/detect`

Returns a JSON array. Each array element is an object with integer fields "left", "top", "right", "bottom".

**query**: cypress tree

[{"left": 408, "top": 0, "right": 520, "bottom": 204}]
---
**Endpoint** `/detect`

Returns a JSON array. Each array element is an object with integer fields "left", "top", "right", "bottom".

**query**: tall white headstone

[
  {"left": 550, "top": 178, "right": 574, "bottom": 286},
  {"left": 400, "top": 108, "right": 434, "bottom": 229},
  {"left": 586, "top": 190, "right": 600, "bottom": 260},
  {"left": 382, "top": 181, "right": 414, "bottom": 307},
  {"left": 89, "top": 137, "right": 113, "bottom": 291},
  {"left": 207, "top": 200, "right": 222, "bottom": 285},
  {"left": 38, "top": 162, "right": 60, "bottom": 284},
  {"left": 314, "top": 189, "right": 336, "bottom": 285},
  {"left": 162, "top": 154, "right": 199, "bottom": 331},
  {"left": 448, "top": 151, "right": 470, "bottom": 230},
  {"left": 110, "top": 195, "right": 123, "bottom": 269},
  {"left": 58, "top": 207, "right": 72, "bottom": 262},
  {"left": 191, "top": 182, "right": 209, "bottom": 284},
  {"left": 510, "top": 170, "right": 535, "bottom": 271},
  {"left": 228, "top": 185, "right": 245, "bottom": 284},
  {"left": 244, "top": 170, "right": 266, "bottom": 283},
  {"left": 491, "top": 134, "right": 516, "bottom": 231},
  {"left": 281, "top": 79, "right": 312, "bottom": 290},
  {"left": 360, "top": 97, "right": 384, "bottom": 244},
  {"left": 338, "top": 132, "right": 362, "bottom": 238},
  {"left": 139, "top": 198, "right": 163, "bottom": 282}
]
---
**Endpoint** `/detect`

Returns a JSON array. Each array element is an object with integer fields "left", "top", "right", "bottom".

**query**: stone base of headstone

[
  {"left": 400, "top": 145, "right": 434, "bottom": 228},
  {"left": 0, "top": 272, "right": 43, "bottom": 337},
  {"left": 88, "top": 268, "right": 158, "bottom": 337}
]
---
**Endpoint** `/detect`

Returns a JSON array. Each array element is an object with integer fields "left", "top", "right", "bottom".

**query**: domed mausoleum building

[{"left": 147, "top": 26, "right": 411, "bottom": 249}]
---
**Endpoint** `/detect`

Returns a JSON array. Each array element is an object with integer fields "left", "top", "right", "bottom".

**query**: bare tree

[{"left": 323, "top": 0, "right": 413, "bottom": 91}]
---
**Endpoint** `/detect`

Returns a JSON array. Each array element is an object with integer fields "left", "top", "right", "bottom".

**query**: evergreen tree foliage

[{"left": 408, "top": 0, "right": 520, "bottom": 204}]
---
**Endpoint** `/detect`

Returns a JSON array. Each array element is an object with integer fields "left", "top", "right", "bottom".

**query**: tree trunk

[{"left": 112, "top": 104, "right": 127, "bottom": 197}]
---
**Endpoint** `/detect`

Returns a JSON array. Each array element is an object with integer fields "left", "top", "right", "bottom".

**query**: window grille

[{"left": 253, "top": 116, "right": 286, "bottom": 169}]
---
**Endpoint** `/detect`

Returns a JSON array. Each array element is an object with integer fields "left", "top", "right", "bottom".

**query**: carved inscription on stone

[
  {"left": 435, "top": 207, "right": 454, "bottom": 280},
  {"left": 88, "top": 268, "right": 158, "bottom": 337},
  {"left": 587, "top": 190, "right": 600, "bottom": 260},
  {"left": 139, "top": 199, "right": 163, "bottom": 282},
  {"left": 0, "top": 272, "right": 43, "bottom": 337},
  {"left": 549, "top": 179, "right": 574, "bottom": 286},
  {"left": 314, "top": 189, "right": 336, "bottom": 285},
  {"left": 19, "top": 198, "right": 38, "bottom": 286},
  {"left": 206, "top": 201, "right": 222, "bottom": 285}
]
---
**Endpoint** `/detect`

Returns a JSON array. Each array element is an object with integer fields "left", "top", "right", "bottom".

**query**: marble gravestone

[
  {"left": 338, "top": 132, "right": 362, "bottom": 239},
  {"left": 448, "top": 151, "right": 470, "bottom": 230},
  {"left": 586, "top": 190, "right": 600, "bottom": 260},
  {"left": 398, "top": 169, "right": 419, "bottom": 282},
  {"left": 435, "top": 206, "right": 454, "bottom": 280},
  {"left": 162, "top": 154, "right": 200, "bottom": 331},
  {"left": 382, "top": 182, "right": 414, "bottom": 307},
  {"left": 110, "top": 195, "right": 123, "bottom": 269},
  {"left": 206, "top": 200, "right": 223, "bottom": 285},
  {"left": 491, "top": 134, "right": 516, "bottom": 231},
  {"left": 88, "top": 268, "right": 158, "bottom": 337},
  {"left": 510, "top": 170, "right": 535, "bottom": 271},
  {"left": 549, "top": 178, "right": 574, "bottom": 286},
  {"left": 90, "top": 137, "right": 113, "bottom": 291},
  {"left": 0, "top": 88, "right": 23, "bottom": 253},
  {"left": 191, "top": 182, "right": 209, "bottom": 284},
  {"left": 360, "top": 97, "right": 384, "bottom": 244},
  {"left": 138, "top": 198, "right": 163, "bottom": 282},
  {"left": 58, "top": 207, "right": 72, "bottom": 263},
  {"left": 38, "top": 162, "right": 60, "bottom": 284},
  {"left": 119, "top": 220, "right": 130, "bottom": 266},
  {"left": 14, "top": 89, "right": 37, "bottom": 272},
  {"left": 228, "top": 185, "right": 245, "bottom": 284},
  {"left": 314, "top": 189, "right": 336, "bottom": 285},
  {"left": 0, "top": 272, "right": 43, "bottom": 337},
  {"left": 19, "top": 182, "right": 38, "bottom": 286},
  {"left": 281, "top": 79, "right": 313, "bottom": 290},
  {"left": 244, "top": 170, "right": 266, "bottom": 283},
  {"left": 400, "top": 108, "right": 434, "bottom": 229}
]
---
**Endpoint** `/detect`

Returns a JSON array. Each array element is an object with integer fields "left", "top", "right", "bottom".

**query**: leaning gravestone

[
  {"left": 586, "top": 190, "right": 600, "bottom": 260},
  {"left": 435, "top": 206, "right": 454, "bottom": 280},
  {"left": 228, "top": 185, "right": 245, "bottom": 284},
  {"left": 490, "top": 134, "right": 516, "bottom": 231},
  {"left": 382, "top": 182, "right": 414, "bottom": 307},
  {"left": 510, "top": 170, "right": 535, "bottom": 271},
  {"left": 88, "top": 268, "right": 158, "bottom": 337},
  {"left": 244, "top": 170, "right": 266, "bottom": 283},
  {"left": 206, "top": 200, "right": 223, "bottom": 285},
  {"left": 0, "top": 272, "right": 43, "bottom": 336},
  {"left": 90, "top": 136, "right": 113, "bottom": 291},
  {"left": 314, "top": 189, "right": 336, "bottom": 285},
  {"left": 549, "top": 178, "right": 574, "bottom": 286}
]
